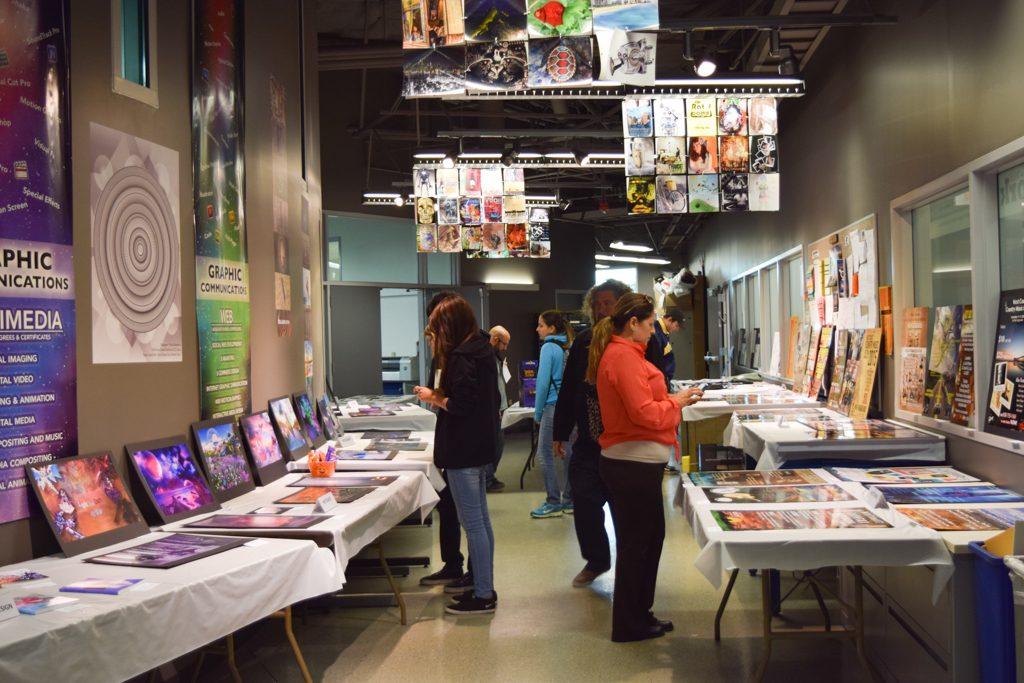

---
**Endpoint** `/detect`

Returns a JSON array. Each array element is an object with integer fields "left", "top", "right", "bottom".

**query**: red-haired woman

[
  {"left": 415, "top": 295, "right": 500, "bottom": 615},
  {"left": 587, "top": 293, "right": 702, "bottom": 641}
]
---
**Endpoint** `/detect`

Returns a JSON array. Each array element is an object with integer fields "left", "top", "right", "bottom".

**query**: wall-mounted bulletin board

[{"left": 806, "top": 214, "right": 879, "bottom": 330}]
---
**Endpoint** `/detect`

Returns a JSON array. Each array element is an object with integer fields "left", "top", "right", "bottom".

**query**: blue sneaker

[
  {"left": 531, "top": 502, "right": 563, "bottom": 518},
  {"left": 561, "top": 503, "right": 574, "bottom": 515}
]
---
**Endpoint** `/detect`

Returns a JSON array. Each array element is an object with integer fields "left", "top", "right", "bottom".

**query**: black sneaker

[
  {"left": 419, "top": 565, "right": 464, "bottom": 586},
  {"left": 445, "top": 592, "right": 497, "bottom": 615},
  {"left": 443, "top": 573, "right": 474, "bottom": 594},
  {"left": 451, "top": 587, "right": 497, "bottom": 603},
  {"left": 486, "top": 479, "right": 506, "bottom": 492}
]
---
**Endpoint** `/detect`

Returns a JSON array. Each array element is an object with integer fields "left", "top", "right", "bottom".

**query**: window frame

[
  {"left": 111, "top": 0, "right": 159, "bottom": 107},
  {"left": 891, "top": 133, "right": 1024, "bottom": 455},
  {"left": 727, "top": 245, "right": 803, "bottom": 378}
]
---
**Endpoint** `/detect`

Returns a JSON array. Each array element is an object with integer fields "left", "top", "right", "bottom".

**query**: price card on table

[{"left": 0, "top": 598, "right": 18, "bottom": 623}]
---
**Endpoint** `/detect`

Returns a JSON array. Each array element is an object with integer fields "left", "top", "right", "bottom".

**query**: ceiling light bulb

[
  {"left": 610, "top": 241, "right": 653, "bottom": 253},
  {"left": 441, "top": 156, "right": 455, "bottom": 169},
  {"left": 393, "top": 196, "right": 405, "bottom": 207},
  {"left": 695, "top": 57, "right": 717, "bottom": 78}
]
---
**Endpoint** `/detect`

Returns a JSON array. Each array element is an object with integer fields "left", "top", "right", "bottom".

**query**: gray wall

[
  {"left": 0, "top": 0, "right": 322, "bottom": 565},
  {"left": 679, "top": 0, "right": 1024, "bottom": 489}
]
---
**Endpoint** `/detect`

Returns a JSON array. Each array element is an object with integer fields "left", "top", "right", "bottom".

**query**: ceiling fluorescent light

[
  {"left": 596, "top": 253, "right": 671, "bottom": 265},
  {"left": 458, "top": 151, "right": 503, "bottom": 159},
  {"left": 413, "top": 151, "right": 448, "bottom": 160},
  {"left": 525, "top": 194, "right": 558, "bottom": 202},
  {"left": 544, "top": 151, "right": 578, "bottom": 161},
  {"left": 652, "top": 77, "right": 803, "bottom": 87},
  {"left": 516, "top": 151, "right": 543, "bottom": 159},
  {"left": 363, "top": 192, "right": 402, "bottom": 199},
  {"left": 610, "top": 241, "right": 654, "bottom": 253},
  {"left": 595, "top": 263, "right": 610, "bottom": 269}
]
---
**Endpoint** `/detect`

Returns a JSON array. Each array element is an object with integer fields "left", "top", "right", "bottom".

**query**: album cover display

[
  {"left": 717, "top": 97, "right": 747, "bottom": 135},
  {"left": 125, "top": 437, "right": 220, "bottom": 525},
  {"left": 293, "top": 393, "right": 326, "bottom": 449},
  {"left": 828, "top": 466, "right": 979, "bottom": 485},
  {"left": 465, "top": 40, "right": 528, "bottom": 89},
  {"left": 897, "top": 507, "right": 1024, "bottom": 531},
  {"left": 415, "top": 196, "right": 436, "bottom": 224},
  {"left": 269, "top": 395, "right": 311, "bottom": 461},
  {"left": 190, "top": 417, "right": 257, "bottom": 503},
  {"left": 985, "top": 289, "right": 1024, "bottom": 439},
  {"left": 622, "top": 98, "right": 653, "bottom": 137},
  {"left": 85, "top": 533, "right": 247, "bottom": 569},
  {"left": 689, "top": 469, "right": 825, "bottom": 488},
  {"left": 184, "top": 514, "right": 328, "bottom": 530},
  {"left": 720, "top": 172, "right": 749, "bottom": 212},
  {"left": 873, "top": 485, "right": 1024, "bottom": 505},
  {"left": 654, "top": 98, "right": 687, "bottom": 136},
  {"left": 460, "top": 197, "right": 482, "bottom": 224},
  {"left": 289, "top": 474, "right": 399, "bottom": 488},
  {"left": 275, "top": 486, "right": 375, "bottom": 505},
  {"left": 27, "top": 453, "right": 149, "bottom": 556},
  {"left": 239, "top": 410, "right": 289, "bottom": 485},
  {"left": 704, "top": 484, "right": 855, "bottom": 505},
  {"left": 749, "top": 135, "right": 778, "bottom": 173},
  {"left": 655, "top": 175, "right": 687, "bottom": 213},
  {"left": 592, "top": 0, "right": 658, "bottom": 31},
  {"left": 688, "top": 175, "right": 719, "bottom": 213},
  {"left": 748, "top": 96, "right": 778, "bottom": 135},
  {"left": 464, "top": 0, "right": 528, "bottom": 42},
  {"left": 437, "top": 168, "right": 459, "bottom": 196},
  {"left": 625, "top": 136, "right": 655, "bottom": 175},
  {"left": 403, "top": 47, "right": 467, "bottom": 97},
  {"left": 655, "top": 137, "right": 686, "bottom": 174},
  {"left": 711, "top": 508, "right": 891, "bottom": 531},
  {"left": 526, "top": 36, "right": 593, "bottom": 87},
  {"left": 626, "top": 176, "right": 655, "bottom": 214}
]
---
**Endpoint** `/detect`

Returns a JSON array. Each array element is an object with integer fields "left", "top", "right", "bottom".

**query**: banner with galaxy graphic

[
  {"left": 0, "top": 0, "right": 76, "bottom": 524},
  {"left": 193, "top": 0, "right": 251, "bottom": 419}
]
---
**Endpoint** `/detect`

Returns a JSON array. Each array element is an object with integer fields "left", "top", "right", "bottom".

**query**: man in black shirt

[{"left": 553, "top": 279, "right": 663, "bottom": 588}]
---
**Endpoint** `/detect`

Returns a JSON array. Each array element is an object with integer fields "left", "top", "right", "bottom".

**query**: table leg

[
  {"left": 225, "top": 633, "right": 242, "bottom": 683},
  {"left": 769, "top": 569, "right": 781, "bottom": 616},
  {"left": 519, "top": 424, "right": 538, "bottom": 490},
  {"left": 378, "top": 540, "right": 408, "bottom": 625},
  {"left": 276, "top": 606, "right": 313, "bottom": 683},
  {"left": 807, "top": 575, "right": 831, "bottom": 632},
  {"left": 189, "top": 652, "right": 206, "bottom": 683},
  {"left": 851, "top": 567, "right": 883, "bottom": 683},
  {"left": 754, "top": 571, "right": 773, "bottom": 682},
  {"left": 714, "top": 568, "right": 740, "bottom": 642}
]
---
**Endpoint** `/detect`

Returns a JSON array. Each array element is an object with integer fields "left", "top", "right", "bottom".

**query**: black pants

[
  {"left": 568, "top": 441, "right": 611, "bottom": 572},
  {"left": 599, "top": 456, "right": 666, "bottom": 641},
  {"left": 438, "top": 469, "right": 464, "bottom": 569}
]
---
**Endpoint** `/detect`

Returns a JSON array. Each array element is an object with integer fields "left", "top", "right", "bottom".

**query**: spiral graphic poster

[
  {"left": 0, "top": 0, "right": 76, "bottom": 523},
  {"left": 192, "top": 0, "right": 251, "bottom": 419},
  {"left": 89, "top": 124, "right": 182, "bottom": 363}
]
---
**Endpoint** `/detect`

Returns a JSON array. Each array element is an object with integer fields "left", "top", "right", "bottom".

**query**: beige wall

[
  {"left": 680, "top": 0, "right": 1024, "bottom": 488},
  {"left": 0, "top": 0, "right": 322, "bottom": 565}
]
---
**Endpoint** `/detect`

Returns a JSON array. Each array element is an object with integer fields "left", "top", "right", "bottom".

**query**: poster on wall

[
  {"left": 986, "top": 289, "right": 1024, "bottom": 439},
  {"left": 596, "top": 29, "right": 656, "bottom": 85},
  {"left": 193, "top": 0, "right": 251, "bottom": 419},
  {"left": 898, "top": 347, "right": 927, "bottom": 414},
  {"left": 0, "top": 0, "right": 76, "bottom": 524},
  {"left": 89, "top": 124, "right": 182, "bottom": 363},
  {"left": 923, "top": 305, "right": 964, "bottom": 420},
  {"left": 270, "top": 76, "right": 291, "bottom": 337},
  {"left": 806, "top": 215, "right": 878, "bottom": 330},
  {"left": 950, "top": 306, "right": 974, "bottom": 425}
]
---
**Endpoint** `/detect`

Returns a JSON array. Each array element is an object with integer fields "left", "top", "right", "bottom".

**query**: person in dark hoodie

[{"left": 415, "top": 294, "right": 500, "bottom": 615}]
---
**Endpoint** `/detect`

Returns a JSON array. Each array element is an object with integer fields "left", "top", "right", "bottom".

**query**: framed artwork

[
  {"left": 86, "top": 533, "right": 248, "bottom": 569},
  {"left": 26, "top": 452, "right": 149, "bottom": 557},
  {"left": 317, "top": 395, "right": 341, "bottom": 440},
  {"left": 288, "top": 474, "right": 398, "bottom": 488},
  {"left": 274, "top": 486, "right": 375, "bottom": 505},
  {"left": 269, "top": 395, "right": 311, "bottom": 461},
  {"left": 125, "top": 436, "right": 221, "bottom": 525},
  {"left": 183, "top": 514, "right": 327, "bottom": 530},
  {"left": 293, "top": 392, "right": 326, "bottom": 450},
  {"left": 238, "top": 410, "right": 289, "bottom": 485},
  {"left": 190, "top": 416, "right": 257, "bottom": 503}
]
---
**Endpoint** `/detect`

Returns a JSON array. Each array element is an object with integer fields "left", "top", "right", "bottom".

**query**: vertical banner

[
  {"left": 0, "top": 0, "right": 76, "bottom": 523},
  {"left": 193, "top": 0, "right": 251, "bottom": 418},
  {"left": 270, "top": 75, "right": 291, "bottom": 337}
]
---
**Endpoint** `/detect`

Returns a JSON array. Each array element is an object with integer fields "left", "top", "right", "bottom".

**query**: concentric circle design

[{"left": 93, "top": 166, "right": 178, "bottom": 333}]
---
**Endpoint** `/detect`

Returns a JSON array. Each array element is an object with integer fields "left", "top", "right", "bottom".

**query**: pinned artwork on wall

[
  {"left": 465, "top": 41, "right": 528, "bottom": 90},
  {"left": 592, "top": 0, "right": 659, "bottom": 31},
  {"left": 597, "top": 29, "right": 656, "bottom": 85},
  {"left": 527, "top": 36, "right": 593, "bottom": 87},
  {"left": 623, "top": 96, "right": 780, "bottom": 214},
  {"left": 464, "top": 0, "right": 529, "bottom": 42},
  {"left": 89, "top": 123, "right": 182, "bottom": 363},
  {"left": 402, "top": 48, "right": 466, "bottom": 97},
  {"left": 528, "top": 0, "right": 593, "bottom": 37},
  {"left": 401, "top": 0, "right": 466, "bottom": 48}
]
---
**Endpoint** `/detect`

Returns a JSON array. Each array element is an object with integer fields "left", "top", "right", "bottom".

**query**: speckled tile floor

[{"left": 196, "top": 433, "right": 871, "bottom": 682}]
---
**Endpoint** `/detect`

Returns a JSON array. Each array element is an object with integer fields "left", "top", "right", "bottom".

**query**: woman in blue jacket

[{"left": 531, "top": 310, "right": 574, "bottom": 519}]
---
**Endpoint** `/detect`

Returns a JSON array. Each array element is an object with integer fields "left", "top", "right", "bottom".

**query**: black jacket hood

[{"left": 452, "top": 330, "right": 493, "bottom": 359}]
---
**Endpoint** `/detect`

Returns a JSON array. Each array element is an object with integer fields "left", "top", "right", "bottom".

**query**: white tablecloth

[
  {"left": 727, "top": 414, "right": 946, "bottom": 470},
  {"left": 289, "top": 432, "right": 444, "bottom": 491},
  {"left": 161, "top": 471, "right": 439, "bottom": 581},
  {"left": 501, "top": 403, "right": 535, "bottom": 430},
  {"left": 0, "top": 533, "right": 340, "bottom": 682},
  {"left": 683, "top": 389, "right": 820, "bottom": 422},
  {"left": 679, "top": 470, "right": 954, "bottom": 603},
  {"left": 333, "top": 402, "right": 437, "bottom": 432}
]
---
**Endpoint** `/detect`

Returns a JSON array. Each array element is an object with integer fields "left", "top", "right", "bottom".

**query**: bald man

[{"left": 488, "top": 326, "right": 511, "bottom": 491}]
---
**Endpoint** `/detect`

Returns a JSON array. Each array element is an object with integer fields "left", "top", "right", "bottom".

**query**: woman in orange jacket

[{"left": 586, "top": 293, "right": 702, "bottom": 642}]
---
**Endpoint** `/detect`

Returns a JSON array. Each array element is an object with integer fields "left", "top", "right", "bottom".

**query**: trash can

[
  {"left": 1005, "top": 556, "right": 1024, "bottom": 683},
  {"left": 969, "top": 541, "right": 1016, "bottom": 683}
]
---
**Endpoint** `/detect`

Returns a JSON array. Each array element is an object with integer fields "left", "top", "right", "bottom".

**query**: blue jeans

[
  {"left": 538, "top": 404, "right": 572, "bottom": 506},
  {"left": 446, "top": 466, "right": 495, "bottom": 599}
]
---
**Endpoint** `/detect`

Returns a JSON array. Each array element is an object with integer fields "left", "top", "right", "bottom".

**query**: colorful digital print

[
  {"left": 464, "top": 0, "right": 528, "bottom": 42},
  {"left": 294, "top": 393, "right": 323, "bottom": 444},
  {"left": 686, "top": 136, "right": 718, "bottom": 174},
  {"left": 688, "top": 174, "right": 720, "bottom": 212},
  {"left": 28, "top": 454, "right": 141, "bottom": 544},
  {"left": 592, "top": 0, "right": 658, "bottom": 31},
  {"left": 438, "top": 225, "right": 463, "bottom": 252},
  {"left": 506, "top": 223, "right": 528, "bottom": 250},
  {"left": 0, "top": 0, "right": 77, "bottom": 524},
  {"left": 270, "top": 397, "right": 308, "bottom": 453},
  {"left": 483, "top": 224, "right": 507, "bottom": 251},
  {"left": 194, "top": 422, "right": 253, "bottom": 493},
  {"left": 898, "top": 507, "right": 1024, "bottom": 531},
  {"left": 86, "top": 533, "right": 246, "bottom": 568},
  {"left": 465, "top": 41, "right": 528, "bottom": 90},
  {"left": 526, "top": 36, "right": 593, "bottom": 87},
  {"left": 717, "top": 97, "right": 748, "bottom": 135},
  {"left": 720, "top": 172, "right": 749, "bottom": 212},
  {"left": 275, "top": 486, "right": 374, "bottom": 505},
  {"left": 130, "top": 443, "right": 216, "bottom": 517},
  {"left": 460, "top": 197, "right": 483, "bottom": 224},
  {"left": 689, "top": 469, "right": 825, "bottom": 488},
  {"left": 748, "top": 96, "right": 778, "bottom": 135},
  {"left": 0, "top": 571, "right": 48, "bottom": 587},
  {"left": 625, "top": 137, "right": 655, "bottom": 175},
  {"left": 528, "top": 0, "right": 592, "bottom": 37},
  {"left": 417, "top": 224, "right": 437, "bottom": 253},
  {"left": 184, "top": 514, "right": 327, "bottom": 529},
  {"left": 705, "top": 485, "right": 856, "bottom": 505},
  {"left": 239, "top": 412, "right": 285, "bottom": 468},
  {"left": 827, "top": 466, "right": 978, "bottom": 485},
  {"left": 622, "top": 98, "right": 654, "bottom": 137},
  {"left": 655, "top": 176, "right": 687, "bottom": 214},
  {"left": 874, "top": 485, "right": 1024, "bottom": 505},
  {"left": 403, "top": 46, "right": 467, "bottom": 98},
  {"left": 719, "top": 136, "right": 750, "bottom": 172},
  {"left": 626, "top": 176, "right": 656, "bottom": 214},
  {"left": 712, "top": 508, "right": 891, "bottom": 531}
]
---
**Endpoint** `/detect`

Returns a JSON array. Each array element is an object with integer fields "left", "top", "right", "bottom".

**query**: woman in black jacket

[{"left": 415, "top": 295, "right": 500, "bottom": 615}]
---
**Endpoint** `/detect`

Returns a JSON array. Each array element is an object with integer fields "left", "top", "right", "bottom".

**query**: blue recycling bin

[{"left": 969, "top": 541, "right": 1017, "bottom": 683}]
